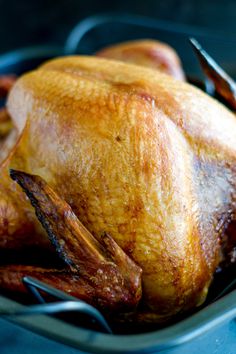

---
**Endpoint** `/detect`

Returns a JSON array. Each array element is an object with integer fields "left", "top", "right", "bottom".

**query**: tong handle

[
  {"left": 190, "top": 38, "right": 236, "bottom": 110},
  {"left": 0, "top": 276, "right": 112, "bottom": 334}
]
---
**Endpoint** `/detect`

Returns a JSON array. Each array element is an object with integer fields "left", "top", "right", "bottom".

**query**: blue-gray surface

[{"left": 0, "top": 318, "right": 235, "bottom": 354}]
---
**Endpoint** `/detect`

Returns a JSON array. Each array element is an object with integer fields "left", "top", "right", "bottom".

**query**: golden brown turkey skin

[
  {"left": 1, "top": 56, "right": 236, "bottom": 319},
  {"left": 0, "top": 76, "right": 16, "bottom": 149},
  {"left": 96, "top": 39, "right": 186, "bottom": 81}
]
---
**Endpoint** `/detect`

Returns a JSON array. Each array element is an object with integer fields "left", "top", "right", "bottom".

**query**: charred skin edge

[
  {"left": 10, "top": 169, "right": 76, "bottom": 270},
  {"left": 9, "top": 169, "right": 142, "bottom": 312}
]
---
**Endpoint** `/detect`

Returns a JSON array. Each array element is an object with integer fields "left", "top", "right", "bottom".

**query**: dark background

[{"left": 0, "top": 0, "right": 235, "bottom": 54}]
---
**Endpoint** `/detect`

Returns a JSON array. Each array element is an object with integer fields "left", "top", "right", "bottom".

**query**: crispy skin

[
  {"left": 96, "top": 39, "right": 186, "bottom": 81},
  {"left": 5, "top": 170, "right": 142, "bottom": 312},
  {"left": 0, "top": 108, "right": 13, "bottom": 138},
  {"left": 0, "top": 56, "right": 236, "bottom": 320}
]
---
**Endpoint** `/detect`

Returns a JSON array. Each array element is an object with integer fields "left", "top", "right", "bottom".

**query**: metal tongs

[
  {"left": 0, "top": 277, "right": 112, "bottom": 334},
  {"left": 189, "top": 38, "right": 236, "bottom": 110}
]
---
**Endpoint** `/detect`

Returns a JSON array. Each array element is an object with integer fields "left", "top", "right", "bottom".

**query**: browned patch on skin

[
  {"left": 121, "top": 197, "right": 144, "bottom": 256},
  {"left": 141, "top": 159, "right": 151, "bottom": 177},
  {"left": 122, "top": 231, "right": 136, "bottom": 257},
  {"left": 115, "top": 135, "right": 121, "bottom": 142},
  {"left": 125, "top": 197, "right": 144, "bottom": 219},
  {"left": 8, "top": 170, "right": 143, "bottom": 312}
]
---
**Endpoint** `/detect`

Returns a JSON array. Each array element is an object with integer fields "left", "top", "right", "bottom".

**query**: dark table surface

[{"left": 0, "top": 0, "right": 236, "bottom": 54}]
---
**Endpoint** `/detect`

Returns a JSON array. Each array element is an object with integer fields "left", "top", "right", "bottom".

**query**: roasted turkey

[
  {"left": 96, "top": 39, "right": 186, "bottom": 81},
  {"left": 0, "top": 41, "right": 235, "bottom": 322}
]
